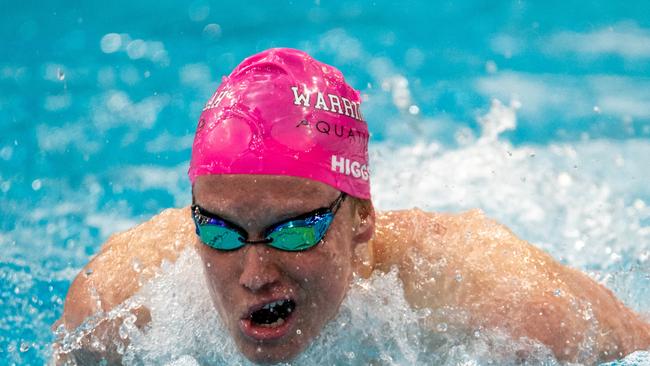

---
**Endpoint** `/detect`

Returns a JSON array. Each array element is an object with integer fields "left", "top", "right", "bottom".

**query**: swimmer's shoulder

[
  {"left": 372, "top": 207, "right": 522, "bottom": 267},
  {"left": 60, "top": 206, "right": 195, "bottom": 329},
  {"left": 372, "top": 207, "right": 560, "bottom": 303}
]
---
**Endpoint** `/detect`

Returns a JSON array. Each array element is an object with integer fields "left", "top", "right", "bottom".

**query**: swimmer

[{"left": 53, "top": 48, "right": 650, "bottom": 365}]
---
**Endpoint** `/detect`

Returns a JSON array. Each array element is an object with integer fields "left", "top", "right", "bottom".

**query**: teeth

[
  {"left": 258, "top": 317, "right": 285, "bottom": 328},
  {"left": 262, "top": 300, "right": 285, "bottom": 310}
]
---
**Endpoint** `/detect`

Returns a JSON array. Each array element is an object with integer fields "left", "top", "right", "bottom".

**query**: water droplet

[
  {"left": 454, "top": 271, "right": 463, "bottom": 282},
  {"left": 296, "top": 329, "right": 302, "bottom": 335},
  {"left": 100, "top": 33, "right": 122, "bottom": 53},
  {"left": 31, "top": 179, "right": 42, "bottom": 191},
  {"left": 57, "top": 68, "right": 65, "bottom": 81},
  {"left": 132, "top": 258, "right": 142, "bottom": 273},
  {"left": 0, "top": 146, "right": 13, "bottom": 160},
  {"left": 203, "top": 23, "right": 222, "bottom": 41},
  {"left": 553, "top": 289, "right": 562, "bottom": 297},
  {"left": 473, "top": 330, "right": 481, "bottom": 338},
  {"left": 485, "top": 60, "right": 498, "bottom": 74},
  {"left": 593, "top": 105, "right": 601, "bottom": 113},
  {"left": 436, "top": 322, "right": 448, "bottom": 332},
  {"left": 85, "top": 269, "right": 93, "bottom": 276},
  {"left": 19, "top": 342, "right": 29, "bottom": 352},
  {"left": 126, "top": 39, "right": 147, "bottom": 59},
  {"left": 256, "top": 346, "right": 262, "bottom": 353},
  {"left": 557, "top": 172, "right": 572, "bottom": 187}
]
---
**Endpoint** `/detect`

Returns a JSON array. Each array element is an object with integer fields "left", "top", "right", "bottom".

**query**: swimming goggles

[{"left": 191, "top": 193, "right": 347, "bottom": 252}]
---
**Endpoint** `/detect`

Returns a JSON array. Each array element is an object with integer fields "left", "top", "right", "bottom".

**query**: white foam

[{"left": 72, "top": 248, "right": 561, "bottom": 365}]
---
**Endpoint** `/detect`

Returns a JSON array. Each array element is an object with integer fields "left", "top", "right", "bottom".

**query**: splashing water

[{"left": 56, "top": 249, "right": 565, "bottom": 365}]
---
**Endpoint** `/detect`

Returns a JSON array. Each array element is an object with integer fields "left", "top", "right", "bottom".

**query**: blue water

[{"left": 2, "top": 1, "right": 650, "bottom": 364}]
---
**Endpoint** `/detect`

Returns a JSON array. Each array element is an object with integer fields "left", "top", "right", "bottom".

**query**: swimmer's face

[{"left": 193, "top": 175, "right": 374, "bottom": 364}]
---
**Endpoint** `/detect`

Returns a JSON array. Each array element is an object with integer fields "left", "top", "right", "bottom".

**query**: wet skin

[{"left": 55, "top": 175, "right": 650, "bottom": 365}]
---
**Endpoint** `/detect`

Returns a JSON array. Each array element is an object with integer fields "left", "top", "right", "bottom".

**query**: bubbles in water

[
  {"left": 106, "top": 90, "right": 130, "bottom": 112},
  {"left": 126, "top": 39, "right": 147, "bottom": 60},
  {"left": 203, "top": 24, "right": 222, "bottom": 41},
  {"left": 31, "top": 179, "right": 42, "bottom": 191},
  {"left": 0, "top": 146, "right": 13, "bottom": 160},
  {"left": 1, "top": 181, "right": 11, "bottom": 193},
  {"left": 56, "top": 68, "right": 65, "bottom": 81},
  {"left": 296, "top": 329, "right": 302, "bottom": 335},
  {"left": 485, "top": 60, "right": 498, "bottom": 74},
  {"left": 100, "top": 33, "right": 122, "bottom": 53}
]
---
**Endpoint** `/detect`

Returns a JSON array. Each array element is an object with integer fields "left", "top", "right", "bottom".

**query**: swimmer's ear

[
  {"left": 351, "top": 199, "right": 375, "bottom": 278},
  {"left": 352, "top": 199, "right": 375, "bottom": 244}
]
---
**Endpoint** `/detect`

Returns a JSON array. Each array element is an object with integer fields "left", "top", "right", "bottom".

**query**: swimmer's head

[{"left": 188, "top": 47, "right": 371, "bottom": 199}]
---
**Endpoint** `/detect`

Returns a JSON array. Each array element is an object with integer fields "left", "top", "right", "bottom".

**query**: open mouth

[
  {"left": 250, "top": 299, "right": 296, "bottom": 327},
  {"left": 240, "top": 299, "right": 297, "bottom": 340}
]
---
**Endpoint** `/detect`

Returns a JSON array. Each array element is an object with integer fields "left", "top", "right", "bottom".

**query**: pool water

[{"left": 2, "top": 1, "right": 650, "bottom": 364}]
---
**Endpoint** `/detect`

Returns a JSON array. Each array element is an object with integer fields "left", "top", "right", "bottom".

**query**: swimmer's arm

[
  {"left": 53, "top": 207, "right": 195, "bottom": 363},
  {"left": 371, "top": 209, "right": 650, "bottom": 363}
]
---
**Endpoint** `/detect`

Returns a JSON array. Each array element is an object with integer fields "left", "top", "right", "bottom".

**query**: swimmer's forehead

[{"left": 193, "top": 174, "right": 341, "bottom": 217}]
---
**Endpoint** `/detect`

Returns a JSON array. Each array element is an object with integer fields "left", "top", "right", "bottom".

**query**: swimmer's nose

[{"left": 239, "top": 245, "right": 281, "bottom": 292}]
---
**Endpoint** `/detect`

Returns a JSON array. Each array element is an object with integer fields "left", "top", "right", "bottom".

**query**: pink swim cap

[{"left": 188, "top": 48, "right": 371, "bottom": 199}]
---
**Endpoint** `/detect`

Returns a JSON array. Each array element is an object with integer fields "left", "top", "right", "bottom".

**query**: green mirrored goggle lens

[
  {"left": 197, "top": 224, "right": 244, "bottom": 251},
  {"left": 266, "top": 213, "right": 333, "bottom": 251},
  {"left": 192, "top": 193, "right": 344, "bottom": 252}
]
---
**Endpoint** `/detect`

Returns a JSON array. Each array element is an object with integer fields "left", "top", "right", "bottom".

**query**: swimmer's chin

[
  {"left": 237, "top": 345, "right": 304, "bottom": 365},
  {"left": 233, "top": 329, "right": 312, "bottom": 365}
]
